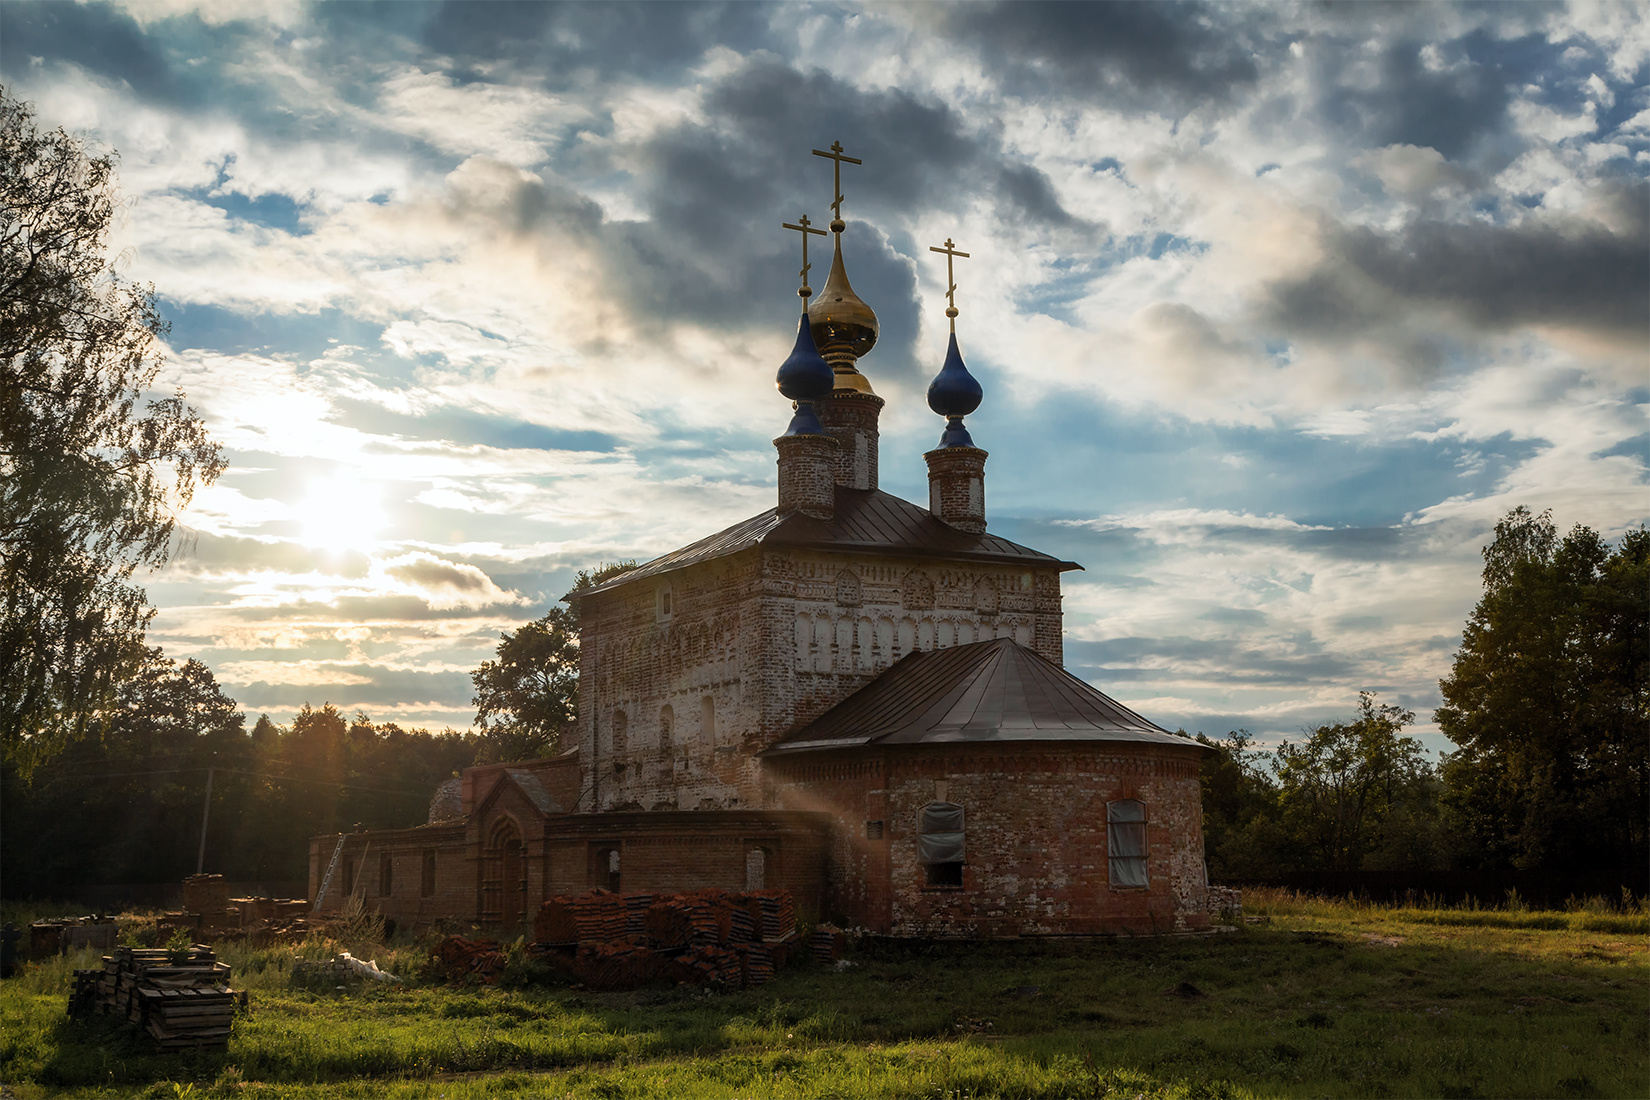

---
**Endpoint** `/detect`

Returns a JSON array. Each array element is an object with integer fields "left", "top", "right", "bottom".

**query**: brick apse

[{"left": 311, "top": 191, "right": 1212, "bottom": 936}]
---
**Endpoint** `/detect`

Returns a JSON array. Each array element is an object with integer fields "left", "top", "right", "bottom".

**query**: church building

[{"left": 310, "top": 146, "right": 1212, "bottom": 937}]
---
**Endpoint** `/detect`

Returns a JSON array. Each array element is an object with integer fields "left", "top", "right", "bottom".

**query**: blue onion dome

[
  {"left": 928, "top": 332, "right": 982, "bottom": 417},
  {"left": 777, "top": 309, "right": 834, "bottom": 402},
  {"left": 928, "top": 332, "right": 982, "bottom": 448},
  {"left": 777, "top": 309, "right": 833, "bottom": 436}
]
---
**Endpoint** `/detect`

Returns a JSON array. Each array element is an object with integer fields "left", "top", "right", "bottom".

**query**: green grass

[{"left": 2, "top": 892, "right": 1645, "bottom": 1098}]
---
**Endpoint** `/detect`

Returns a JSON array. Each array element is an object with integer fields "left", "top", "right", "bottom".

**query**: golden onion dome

[{"left": 807, "top": 234, "right": 879, "bottom": 364}]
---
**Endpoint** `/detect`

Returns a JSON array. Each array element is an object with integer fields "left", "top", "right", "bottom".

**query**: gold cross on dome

[
  {"left": 929, "top": 237, "right": 970, "bottom": 330},
  {"left": 782, "top": 214, "right": 827, "bottom": 299},
  {"left": 811, "top": 140, "right": 862, "bottom": 228}
]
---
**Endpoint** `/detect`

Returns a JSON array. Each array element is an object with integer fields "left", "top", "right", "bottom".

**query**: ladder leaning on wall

[{"left": 312, "top": 835, "right": 347, "bottom": 912}]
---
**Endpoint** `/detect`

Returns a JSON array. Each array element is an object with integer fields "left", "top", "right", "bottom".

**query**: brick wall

[
  {"left": 575, "top": 548, "right": 1066, "bottom": 814},
  {"left": 309, "top": 823, "right": 470, "bottom": 927},
  {"left": 768, "top": 743, "right": 1210, "bottom": 936}
]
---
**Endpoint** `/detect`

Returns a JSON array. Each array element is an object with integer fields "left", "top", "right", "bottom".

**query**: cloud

[
  {"left": 1263, "top": 187, "right": 1649, "bottom": 350},
  {"left": 918, "top": 1, "right": 1266, "bottom": 110}
]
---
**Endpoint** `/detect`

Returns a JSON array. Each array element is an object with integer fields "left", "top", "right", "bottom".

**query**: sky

[{"left": 5, "top": 0, "right": 1645, "bottom": 753}]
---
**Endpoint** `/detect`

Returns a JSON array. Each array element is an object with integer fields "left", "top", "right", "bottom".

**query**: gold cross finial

[
  {"left": 928, "top": 237, "right": 970, "bottom": 331},
  {"left": 782, "top": 214, "right": 828, "bottom": 300},
  {"left": 811, "top": 140, "right": 862, "bottom": 232}
]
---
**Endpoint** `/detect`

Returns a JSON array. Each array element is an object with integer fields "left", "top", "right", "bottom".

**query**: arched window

[
  {"left": 701, "top": 696, "right": 716, "bottom": 747},
  {"left": 919, "top": 801, "right": 965, "bottom": 888},
  {"left": 659, "top": 704, "right": 674, "bottom": 749},
  {"left": 612, "top": 709, "right": 628, "bottom": 757},
  {"left": 1108, "top": 800, "right": 1148, "bottom": 887}
]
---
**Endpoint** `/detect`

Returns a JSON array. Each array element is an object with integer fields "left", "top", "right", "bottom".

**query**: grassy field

[{"left": 1, "top": 891, "right": 1645, "bottom": 1099}]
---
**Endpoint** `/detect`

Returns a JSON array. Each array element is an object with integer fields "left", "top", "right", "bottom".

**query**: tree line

[{"left": 1201, "top": 507, "right": 1646, "bottom": 888}]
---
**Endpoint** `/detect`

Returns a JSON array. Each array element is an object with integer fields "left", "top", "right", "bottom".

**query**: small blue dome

[
  {"left": 938, "top": 416, "right": 974, "bottom": 448},
  {"left": 777, "top": 310, "right": 834, "bottom": 403},
  {"left": 783, "top": 400, "right": 827, "bottom": 437},
  {"left": 926, "top": 332, "right": 982, "bottom": 419}
]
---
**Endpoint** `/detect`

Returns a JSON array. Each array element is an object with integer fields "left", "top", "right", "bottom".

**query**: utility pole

[{"left": 196, "top": 761, "right": 214, "bottom": 874}]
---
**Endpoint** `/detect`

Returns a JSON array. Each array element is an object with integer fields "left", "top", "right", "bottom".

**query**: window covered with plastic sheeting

[
  {"left": 1108, "top": 799, "right": 1148, "bottom": 887},
  {"left": 919, "top": 801, "right": 965, "bottom": 887}
]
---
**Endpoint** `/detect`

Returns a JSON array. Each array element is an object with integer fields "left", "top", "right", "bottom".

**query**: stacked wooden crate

[{"left": 70, "top": 946, "right": 239, "bottom": 1051}]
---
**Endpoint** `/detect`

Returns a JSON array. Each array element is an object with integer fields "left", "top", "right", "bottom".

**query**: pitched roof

[
  {"left": 570, "top": 487, "right": 1079, "bottom": 599},
  {"left": 761, "top": 638, "right": 1202, "bottom": 755}
]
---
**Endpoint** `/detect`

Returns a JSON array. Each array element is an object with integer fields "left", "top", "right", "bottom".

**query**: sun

[{"left": 298, "top": 473, "right": 386, "bottom": 551}]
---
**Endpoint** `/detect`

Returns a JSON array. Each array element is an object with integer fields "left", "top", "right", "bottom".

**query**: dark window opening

[
  {"left": 865, "top": 820, "right": 884, "bottom": 840},
  {"left": 379, "top": 855, "right": 393, "bottom": 897},
  {"left": 918, "top": 801, "right": 965, "bottom": 889},
  {"left": 421, "top": 851, "right": 436, "bottom": 897},
  {"left": 1108, "top": 799, "right": 1148, "bottom": 887},
  {"left": 925, "top": 860, "right": 964, "bottom": 887}
]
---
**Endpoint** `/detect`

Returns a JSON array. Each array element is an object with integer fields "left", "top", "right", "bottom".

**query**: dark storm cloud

[
  {"left": 1311, "top": 31, "right": 1535, "bottom": 160},
  {"left": 917, "top": 0, "right": 1266, "bottom": 110},
  {"left": 0, "top": 1, "right": 178, "bottom": 102},
  {"left": 415, "top": 0, "right": 774, "bottom": 85},
  {"left": 442, "top": 58, "right": 1092, "bottom": 383},
  {"left": 1265, "top": 183, "right": 1650, "bottom": 346}
]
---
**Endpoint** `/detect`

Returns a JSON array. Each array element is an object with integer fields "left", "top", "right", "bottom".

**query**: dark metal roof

[
  {"left": 761, "top": 638, "right": 1202, "bottom": 755},
  {"left": 569, "top": 487, "right": 1079, "bottom": 599}
]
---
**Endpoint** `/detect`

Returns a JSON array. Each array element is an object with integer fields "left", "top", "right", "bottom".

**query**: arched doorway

[{"left": 482, "top": 817, "right": 527, "bottom": 928}]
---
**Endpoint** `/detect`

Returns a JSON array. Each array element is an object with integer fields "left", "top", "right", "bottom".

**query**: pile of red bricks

[
  {"left": 430, "top": 934, "right": 507, "bottom": 983},
  {"left": 530, "top": 887, "right": 799, "bottom": 991}
]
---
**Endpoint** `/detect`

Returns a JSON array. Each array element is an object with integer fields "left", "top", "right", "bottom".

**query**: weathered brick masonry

[{"left": 308, "top": 214, "right": 1213, "bottom": 937}]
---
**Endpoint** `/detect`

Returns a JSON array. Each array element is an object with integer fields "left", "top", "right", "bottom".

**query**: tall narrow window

[
  {"left": 919, "top": 801, "right": 965, "bottom": 887},
  {"left": 701, "top": 696, "right": 716, "bottom": 747},
  {"left": 342, "top": 859, "right": 355, "bottom": 896},
  {"left": 379, "top": 854, "right": 393, "bottom": 897},
  {"left": 659, "top": 704, "right": 674, "bottom": 749},
  {"left": 1108, "top": 800, "right": 1148, "bottom": 887},
  {"left": 421, "top": 851, "right": 436, "bottom": 897}
]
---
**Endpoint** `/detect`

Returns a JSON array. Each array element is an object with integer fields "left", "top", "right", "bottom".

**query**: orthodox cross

[
  {"left": 781, "top": 214, "right": 827, "bottom": 300},
  {"left": 929, "top": 237, "right": 970, "bottom": 330},
  {"left": 811, "top": 140, "right": 862, "bottom": 231}
]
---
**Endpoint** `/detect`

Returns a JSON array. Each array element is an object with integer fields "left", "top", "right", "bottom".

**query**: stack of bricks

[{"left": 528, "top": 887, "right": 798, "bottom": 992}]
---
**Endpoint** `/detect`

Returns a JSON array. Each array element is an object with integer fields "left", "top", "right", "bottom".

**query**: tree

[
  {"left": 1272, "top": 693, "right": 1433, "bottom": 871},
  {"left": 470, "top": 560, "right": 637, "bottom": 763},
  {"left": 1437, "top": 507, "right": 1648, "bottom": 875},
  {"left": 0, "top": 87, "right": 223, "bottom": 772}
]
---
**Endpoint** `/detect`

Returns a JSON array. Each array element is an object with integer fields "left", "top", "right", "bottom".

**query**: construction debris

[
  {"left": 510, "top": 887, "right": 801, "bottom": 993},
  {"left": 29, "top": 916, "right": 117, "bottom": 955},
  {"left": 70, "top": 945, "right": 240, "bottom": 1052},
  {"left": 290, "top": 951, "right": 401, "bottom": 989},
  {"left": 430, "top": 934, "right": 508, "bottom": 984}
]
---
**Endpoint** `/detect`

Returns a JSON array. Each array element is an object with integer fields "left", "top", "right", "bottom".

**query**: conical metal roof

[{"left": 762, "top": 638, "right": 1201, "bottom": 755}]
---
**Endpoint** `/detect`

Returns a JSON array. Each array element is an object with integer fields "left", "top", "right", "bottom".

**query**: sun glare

[{"left": 298, "top": 473, "right": 386, "bottom": 551}]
